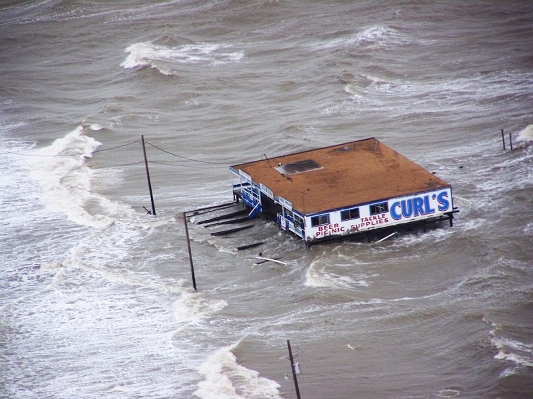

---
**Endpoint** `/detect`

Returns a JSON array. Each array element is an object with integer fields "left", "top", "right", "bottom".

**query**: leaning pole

[
  {"left": 287, "top": 340, "right": 301, "bottom": 399},
  {"left": 141, "top": 135, "right": 156, "bottom": 216}
]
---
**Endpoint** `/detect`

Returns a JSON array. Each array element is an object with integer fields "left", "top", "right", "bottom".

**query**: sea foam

[
  {"left": 121, "top": 41, "right": 244, "bottom": 75},
  {"left": 29, "top": 126, "right": 134, "bottom": 228},
  {"left": 194, "top": 342, "right": 282, "bottom": 399},
  {"left": 516, "top": 124, "right": 533, "bottom": 142}
]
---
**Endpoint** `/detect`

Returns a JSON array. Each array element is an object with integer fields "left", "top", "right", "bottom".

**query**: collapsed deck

[{"left": 230, "top": 138, "right": 456, "bottom": 246}]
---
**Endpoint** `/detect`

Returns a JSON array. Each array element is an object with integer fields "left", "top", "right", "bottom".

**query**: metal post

[
  {"left": 183, "top": 212, "right": 197, "bottom": 290},
  {"left": 287, "top": 340, "right": 301, "bottom": 399},
  {"left": 501, "top": 129, "right": 506, "bottom": 150},
  {"left": 141, "top": 135, "right": 156, "bottom": 216}
]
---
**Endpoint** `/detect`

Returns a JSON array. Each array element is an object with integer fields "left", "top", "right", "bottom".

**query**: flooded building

[{"left": 230, "top": 138, "right": 456, "bottom": 246}]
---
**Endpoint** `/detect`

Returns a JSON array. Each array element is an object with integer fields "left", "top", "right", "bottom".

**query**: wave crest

[
  {"left": 29, "top": 126, "right": 134, "bottom": 228},
  {"left": 121, "top": 41, "right": 244, "bottom": 75}
]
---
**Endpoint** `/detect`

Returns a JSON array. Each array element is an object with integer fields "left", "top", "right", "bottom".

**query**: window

[
  {"left": 311, "top": 214, "right": 330, "bottom": 227},
  {"left": 285, "top": 209, "right": 294, "bottom": 221},
  {"left": 294, "top": 213, "right": 304, "bottom": 225},
  {"left": 370, "top": 202, "right": 389, "bottom": 215},
  {"left": 341, "top": 208, "right": 360, "bottom": 221}
]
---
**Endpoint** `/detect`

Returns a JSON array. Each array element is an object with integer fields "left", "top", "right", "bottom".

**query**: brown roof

[{"left": 230, "top": 138, "right": 450, "bottom": 215}]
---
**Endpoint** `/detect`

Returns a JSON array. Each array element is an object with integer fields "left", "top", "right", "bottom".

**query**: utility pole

[
  {"left": 182, "top": 212, "right": 197, "bottom": 290},
  {"left": 287, "top": 340, "right": 301, "bottom": 399},
  {"left": 141, "top": 135, "right": 156, "bottom": 216}
]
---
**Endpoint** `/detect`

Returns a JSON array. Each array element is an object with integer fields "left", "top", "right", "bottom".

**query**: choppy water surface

[{"left": 1, "top": 1, "right": 532, "bottom": 398}]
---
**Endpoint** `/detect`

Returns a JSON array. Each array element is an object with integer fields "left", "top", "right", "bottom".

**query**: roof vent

[{"left": 275, "top": 159, "right": 322, "bottom": 175}]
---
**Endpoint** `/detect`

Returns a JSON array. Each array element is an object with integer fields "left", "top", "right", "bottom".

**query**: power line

[
  {"left": 0, "top": 150, "right": 79, "bottom": 158},
  {"left": 92, "top": 161, "right": 145, "bottom": 168},
  {"left": 0, "top": 140, "right": 139, "bottom": 158},
  {"left": 93, "top": 140, "right": 140, "bottom": 153},
  {"left": 148, "top": 160, "right": 193, "bottom": 168},
  {"left": 2, "top": 137, "right": 246, "bottom": 166},
  {"left": 145, "top": 141, "right": 229, "bottom": 165}
]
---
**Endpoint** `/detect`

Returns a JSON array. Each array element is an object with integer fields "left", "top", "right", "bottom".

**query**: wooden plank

[
  {"left": 203, "top": 216, "right": 251, "bottom": 227},
  {"left": 374, "top": 231, "right": 397, "bottom": 244},
  {"left": 185, "top": 202, "right": 237, "bottom": 216},
  {"left": 197, "top": 209, "right": 248, "bottom": 225},
  {"left": 210, "top": 225, "right": 254, "bottom": 236},
  {"left": 254, "top": 256, "right": 288, "bottom": 265},
  {"left": 235, "top": 242, "right": 264, "bottom": 251}
]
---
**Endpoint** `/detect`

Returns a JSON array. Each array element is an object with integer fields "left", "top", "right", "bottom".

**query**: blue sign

[{"left": 390, "top": 190, "right": 451, "bottom": 221}]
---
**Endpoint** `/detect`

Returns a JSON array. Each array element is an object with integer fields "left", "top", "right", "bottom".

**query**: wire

[
  {"left": 91, "top": 161, "right": 145, "bottom": 168},
  {"left": 145, "top": 141, "right": 229, "bottom": 165},
  {"left": 148, "top": 160, "right": 193, "bottom": 168},
  {"left": 0, "top": 150, "right": 78, "bottom": 158},
  {"left": 93, "top": 140, "right": 140, "bottom": 153},
  {"left": 2, "top": 138, "right": 248, "bottom": 167}
]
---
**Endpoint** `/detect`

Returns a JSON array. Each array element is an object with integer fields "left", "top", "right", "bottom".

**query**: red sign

[
  {"left": 350, "top": 214, "right": 389, "bottom": 231},
  {"left": 315, "top": 223, "right": 345, "bottom": 237}
]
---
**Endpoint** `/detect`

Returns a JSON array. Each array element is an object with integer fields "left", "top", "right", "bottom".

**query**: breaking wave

[
  {"left": 28, "top": 125, "right": 135, "bottom": 228},
  {"left": 194, "top": 341, "right": 282, "bottom": 399},
  {"left": 516, "top": 124, "right": 533, "bottom": 143},
  {"left": 121, "top": 41, "right": 244, "bottom": 75},
  {"left": 315, "top": 25, "right": 410, "bottom": 50}
]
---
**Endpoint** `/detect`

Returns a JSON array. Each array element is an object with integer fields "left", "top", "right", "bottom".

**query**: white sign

[
  {"left": 260, "top": 183, "right": 274, "bottom": 199},
  {"left": 277, "top": 196, "right": 292, "bottom": 210}
]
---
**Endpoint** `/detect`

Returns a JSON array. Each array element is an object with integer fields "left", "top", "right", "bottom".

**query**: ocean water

[{"left": 1, "top": 1, "right": 533, "bottom": 398}]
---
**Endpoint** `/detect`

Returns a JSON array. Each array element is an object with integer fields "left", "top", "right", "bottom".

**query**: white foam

[
  {"left": 315, "top": 25, "right": 406, "bottom": 50},
  {"left": 121, "top": 41, "right": 172, "bottom": 71},
  {"left": 305, "top": 259, "right": 370, "bottom": 289},
  {"left": 173, "top": 291, "right": 227, "bottom": 324},
  {"left": 495, "top": 350, "right": 533, "bottom": 368},
  {"left": 362, "top": 74, "right": 390, "bottom": 84},
  {"left": 516, "top": 124, "right": 533, "bottom": 142},
  {"left": 493, "top": 336, "right": 533, "bottom": 368},
  {"left": 194, "top": 342, "right": 282, "bottom": 399},
  {"left": 60, "top": 223, "right": 186, "bottom": 296},
  {"left": 40, "top": 261, "right": 63, "bottom": 270},
  {"left": 350, "top": 25, "right": 407, "bottom": 48},
  {"left": 89, "top": 123, "right": 104, "bottom": 131},
  {"left": 28, "top": 126, "right": 135, "bottom": 228},
  {"left": 121, "top": 41, "right": 244, "bottom": 73},
  {"left": 486, "top": 317, "right": 533, "bottom": 368}
]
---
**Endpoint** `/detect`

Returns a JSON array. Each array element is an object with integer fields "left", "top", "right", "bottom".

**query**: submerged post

[
  {"left": 287, "top": 340, "right": 301, "bottom": 399},
  {"left": 183, "top": 212, "right": 197, "bottom": 291},
  {"left": 141, "top": 135, "right": 156, "bottom": 216},
  {"left": 375, "top": 231, "right": 397, "bottom": 244},
  {"left": 501, "top": 129, "right": 506, "bottom": 150}
]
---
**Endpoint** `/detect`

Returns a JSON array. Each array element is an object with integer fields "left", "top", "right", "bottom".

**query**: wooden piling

[
  {"left": 510, "top": 132, "right": 513, "bottom": 150},
  {"left": 185, "top": 202, "right": 236, "bottom": 217},
  {"left": 197, "top": 209, "right": 248, "bottom": 225},
  {"left": 287, "top": 340, "right": 302, "bottom": 399},
  {"left": 211, "top": 225, "right": 254, "bottom": 236},
  {"left": 501, "top": 129, "right": 506, "bottom": 150},
  {"left": 183, "top": 212, "right": 197, "bottom": 291},
  {"left": 141, "top": 135, "right": 156, "bottom": 216},
  {"left": 235, "top": 242, "right": 264, "bottom": 251},
  {"left": 202, "top": 216, "right": 251, "bottom": 228}
]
